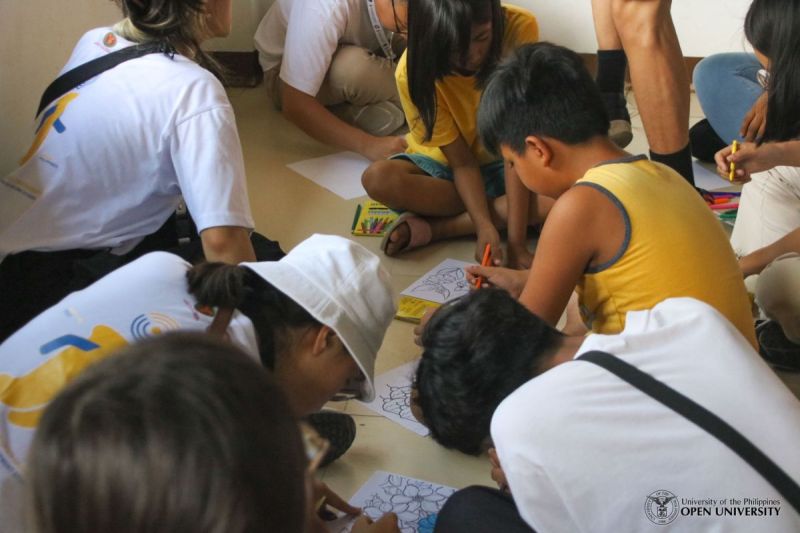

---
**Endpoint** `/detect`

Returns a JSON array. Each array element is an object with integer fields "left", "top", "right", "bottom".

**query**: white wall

[
  {"left": 511, "top": 0, "right": 752, "bottom": 56},
  {"left": 205, "top": 0, "right": 274, "bottom": 51},
  {"left": 0, "top": 0, "right": 754, "bottom": 176}
]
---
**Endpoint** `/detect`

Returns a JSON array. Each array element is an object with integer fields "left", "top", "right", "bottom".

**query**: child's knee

[
  {"left": 611, "top": 0, "right": 666, "bottom": 45},
  {"left": 362, "top": 160, "right": 397, "bottom": 201}
]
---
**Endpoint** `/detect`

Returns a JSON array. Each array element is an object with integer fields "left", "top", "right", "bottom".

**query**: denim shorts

[{"left": 390, "top": 153, "right": 506, "bottom": 198}]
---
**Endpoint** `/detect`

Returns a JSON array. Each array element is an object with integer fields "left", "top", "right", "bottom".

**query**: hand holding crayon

[
  {"left": 728, "top": 140, "right": 739, "bottom": 182},
  {"left": 475, "top": 243, "right": 492, "bottom": 289}
]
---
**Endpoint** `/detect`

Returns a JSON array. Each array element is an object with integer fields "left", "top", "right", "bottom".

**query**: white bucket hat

[{"left": 241, "top": 234, "right": 396, "bottom": 401}]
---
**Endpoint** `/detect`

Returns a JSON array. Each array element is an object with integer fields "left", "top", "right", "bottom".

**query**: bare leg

[
  {"left": 362, "top": 159, "right": 466, "bottom": 215},
  {"left": 363, "top": 160, "right": 551, "bottom": 255},
  {"left": 591, "top": 0, "right": 622, "bottom": 49},
  {"left": 612, "top": 0, "right": 693, "bottom": 182}
]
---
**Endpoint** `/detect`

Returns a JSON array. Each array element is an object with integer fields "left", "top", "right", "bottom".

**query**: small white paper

[
  {"left": 692, "top": 160, "right": 731, "bottom": 191},
  {"left": 328, "top": 471, "right": 456, "bottom": 533},
  {"left": 287, "top": 151, "right": 370, "bottom": 200},
  {"left": 361, "top": 361, "right": 429, "bottom": 436},
  {"left": 400, "top": 259, "right": 472, "bottom": 304}
]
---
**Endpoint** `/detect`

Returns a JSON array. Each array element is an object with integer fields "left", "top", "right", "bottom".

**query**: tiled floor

[{"left": 227, "top": 86, "right": 800, "bottom": 502}]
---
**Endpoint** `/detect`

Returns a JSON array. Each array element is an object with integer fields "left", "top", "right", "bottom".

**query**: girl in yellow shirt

[{"left": 362, "top": 1, "right": 551, "bottom": 267}]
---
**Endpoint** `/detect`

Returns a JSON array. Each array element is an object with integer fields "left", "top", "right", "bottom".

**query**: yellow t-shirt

[
  {"left": 575, "top": 156, "right": 758, "bottom": 348},
  {"left": 395, "top": 5, "right": 538, "bottom": 165}
]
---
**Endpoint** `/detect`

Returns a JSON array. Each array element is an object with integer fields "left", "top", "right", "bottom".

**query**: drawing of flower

[
  {"left": 381, "top": 385, "right": 416, "bottom": 422},
  {"left": 357, "top": 475, "right": 456, "bottom": 533},
  {"left": 390, "top": 483, "right": 447, "bottom": 522}
]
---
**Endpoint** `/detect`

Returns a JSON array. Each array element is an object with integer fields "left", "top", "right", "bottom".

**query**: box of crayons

[{"left": 351, "top": 200, "right": 399, "bottom": 237}]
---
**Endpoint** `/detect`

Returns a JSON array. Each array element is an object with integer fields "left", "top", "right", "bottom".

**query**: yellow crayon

[{"left": 728, "top": 140, "right": 739, "bottom": 182}]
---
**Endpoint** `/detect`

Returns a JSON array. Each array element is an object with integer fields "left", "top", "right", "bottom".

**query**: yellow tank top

[{"left": 575, "top": 156, "right": 757, "bottom": 348}]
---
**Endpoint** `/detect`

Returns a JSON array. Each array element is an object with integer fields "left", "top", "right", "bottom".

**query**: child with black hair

[
  {"left": 712, "top": 0, "right": 800, "bottom": 369},
  {"left": 414, "top": 289, "right": 800, "bottom": 532},
  {"left": 468, "top": 42, "right": 756, "bottom": 346},
  {"left": 26, "top": 333, "right": 399, "bottom": 533},
  {"left": 0, "top": 234, "right": 399, "bottom": 532},
  {"left": 362, "top": 0, "right": 551, "bottom": 267}
]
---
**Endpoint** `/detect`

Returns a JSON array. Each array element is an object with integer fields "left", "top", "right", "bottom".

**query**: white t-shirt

[
  {"left": 0, "top": 252, "right": 259, "bottom": 509},
  {"left": 492, "top": 298, "right": 800, "bottom": 532},
  {"left": 0, "top": 28, "right": 254, "bottom": 257},
  {"left": 254, "top": 0, "right": 382, "bottom": 96}
]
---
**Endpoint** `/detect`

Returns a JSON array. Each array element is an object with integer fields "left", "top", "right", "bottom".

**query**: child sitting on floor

[
  {"left": 468, "top": 42, "right": 756, "bottom": 345},
  {"left": 362, "top": 0, "right": 551, "bottom": 267}
]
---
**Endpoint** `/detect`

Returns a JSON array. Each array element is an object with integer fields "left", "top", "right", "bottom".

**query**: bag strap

[
  {"left": 36, "top": 42, "right": 165, "bottom": 118},
  {"left": 577, "top": 350, "right": 800, "bottom": 514}
]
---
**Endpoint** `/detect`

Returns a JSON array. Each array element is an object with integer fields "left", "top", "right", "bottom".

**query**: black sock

[
  {"left": 596, "top": 49, "right": 627, "bottom": 94},
  {"left": 689, "top": 119, "right": 727, "bottom": 163},
  {"left": 650, "top": 143, "right": 695, "bottom": 186}
]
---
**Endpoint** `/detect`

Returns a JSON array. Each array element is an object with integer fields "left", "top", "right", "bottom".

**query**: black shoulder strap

[
  {"left": 578, "top": 350, "right": 800, "bottom": 514},
  {"left": 36, "top": 42, "right": 165, "bottom": 118}
]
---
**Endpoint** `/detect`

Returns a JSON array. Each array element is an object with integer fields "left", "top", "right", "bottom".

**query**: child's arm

[
  {"left": 739, "top": 227, "right": 800, "bottom": 277},
  {"left": 518, "top": 186, "right": 610, "bottom": 326},
  {"left": 441, "top": 136, "right": 503, "bottom": 264},
  {"left": 504, "top": 162, "right": 534, "bottom": 269}
]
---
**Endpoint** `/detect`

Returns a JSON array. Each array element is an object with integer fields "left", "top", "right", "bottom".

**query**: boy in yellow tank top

[{"left": 468, "top": 42, "right": 757, "bottom": 347}]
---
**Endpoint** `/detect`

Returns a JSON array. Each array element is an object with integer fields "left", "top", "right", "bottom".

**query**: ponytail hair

[
  {"left": 744, "top": 0, "right": 800, "bottom": 142},
  {"left": 407, "top": 0, "right": 504, "bottom": 141},
  {"left": 113, "top": 0, "right": 222, "bottom": 75},
  {"left": 186, "top": 263, "right": 320, "bottom": 369}
]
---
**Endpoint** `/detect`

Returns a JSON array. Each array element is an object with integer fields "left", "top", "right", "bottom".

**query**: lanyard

[{"left": 366, "top": 0, "right": 395, "bottom": 62}]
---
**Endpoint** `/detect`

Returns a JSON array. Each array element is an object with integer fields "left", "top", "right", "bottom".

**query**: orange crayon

[{"left": 475, "top": 243, "right": 491, "bottom": 289}]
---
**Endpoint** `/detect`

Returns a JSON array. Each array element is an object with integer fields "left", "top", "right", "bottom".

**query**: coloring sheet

[
  {"left": 361, "top": 360, "right": 428, "bottom": 436},
  {"left": 287, "top": 151, "right": 370, "bottom": 199},
  {"left": 400, "top": 259, "right": 472, "bottom": 304},
  {"left": 328, "top": 471, "right": 456, "bottom": 533},
  {"left": 692, "top": 160, "right": 731, "bottom": 191}
]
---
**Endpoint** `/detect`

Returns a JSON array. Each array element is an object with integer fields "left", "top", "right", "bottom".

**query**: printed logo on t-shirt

[
  {"left": 103, "top": 32, "right": 117, "bottom": 48},
  {"left": 130, "top": 312, "right": 181, "bottom": 340},
  {"left": 19, "top": 92, "right": 79, "bottom": 166},
  {"left": 0, "top": 325, "right": 128, "bottom": 429},
  {"left": 644, "top": 490, "right": 680, "bottom": 525}
]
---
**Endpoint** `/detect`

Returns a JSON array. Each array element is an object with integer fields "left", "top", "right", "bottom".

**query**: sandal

[{"left": 380, "top": 212, "right": 433, "bottom": 257}]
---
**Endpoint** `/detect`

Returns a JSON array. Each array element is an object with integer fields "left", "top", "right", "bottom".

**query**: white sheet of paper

[
  {"left": 361, "top": 361, "right": 429, "bottom": 436},
  {"left": 287, "top": 151, "right": 370, "bottom": 200},
  {"left": 692, "top": 160, "right": 731, "bottom": 191},
  {"left": 400, "top": 259, "right": 472, "bottom": 304},
  {"left": 328, "top": 471, "right": 456, "bottom": 533}
]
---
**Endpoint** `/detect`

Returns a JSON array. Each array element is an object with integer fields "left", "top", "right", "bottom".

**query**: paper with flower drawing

[
  {"left": 360, "top": 361, "right": 429, "bottom": 436},
  {"left": 329, "top": 471, "right": 456, "bottom": 533}
]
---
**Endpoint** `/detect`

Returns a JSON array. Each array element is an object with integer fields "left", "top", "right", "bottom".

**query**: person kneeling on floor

[
  {"left": 415, "top": 289, "right": 800, "bottom": 533},
  {"left": 0, "top": 235, "right": 397, "bottom": 530}
]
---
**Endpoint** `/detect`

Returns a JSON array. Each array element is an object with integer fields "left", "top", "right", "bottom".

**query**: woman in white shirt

[{"left": 0, "top": 0, "right": 258, "bottom": 341}]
